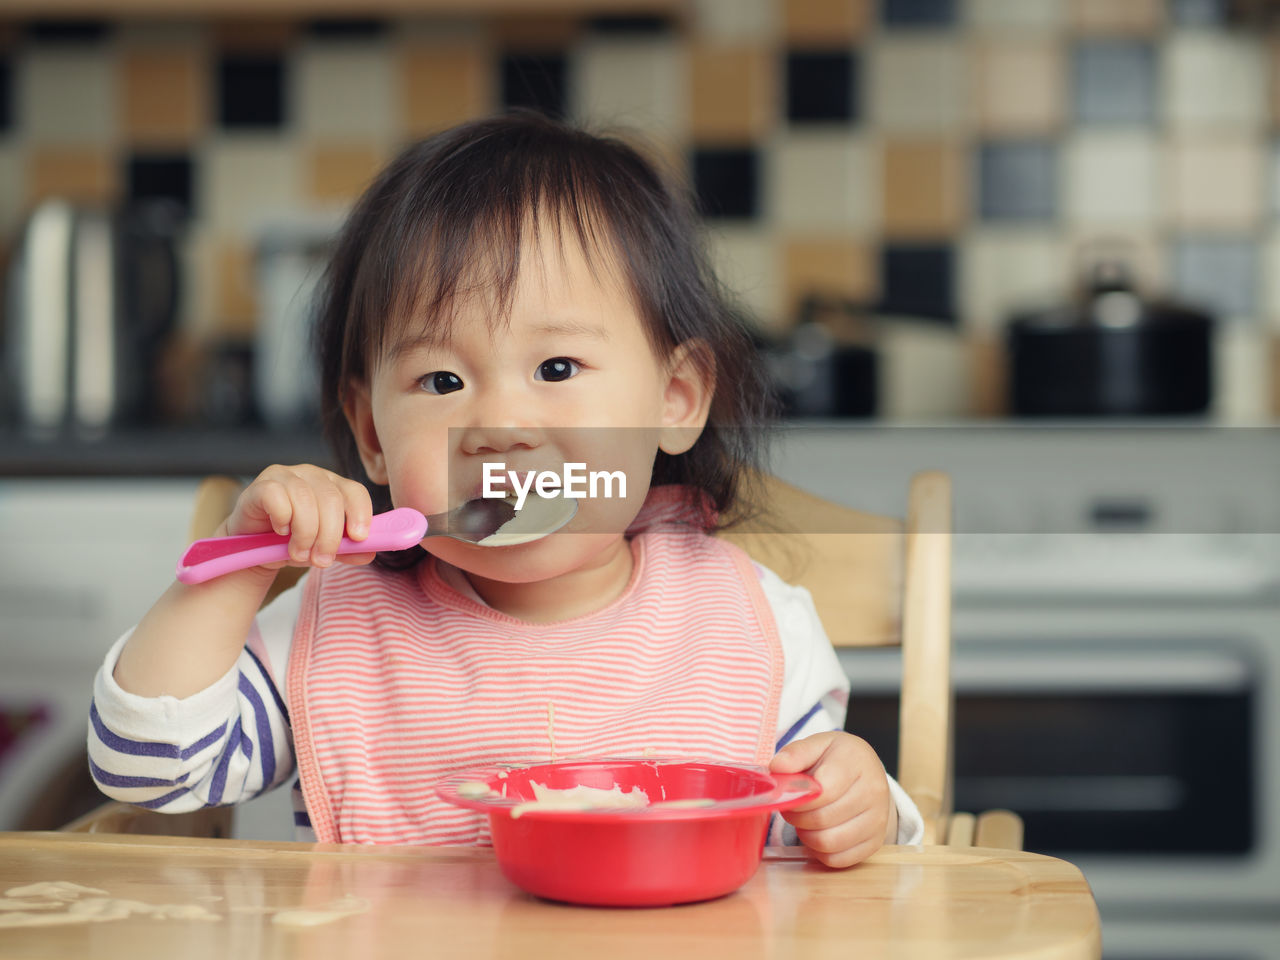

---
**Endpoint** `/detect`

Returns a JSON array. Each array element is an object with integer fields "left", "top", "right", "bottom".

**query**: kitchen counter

[{"left": 0, "top": 428, "right": 333, "bottom": 477}]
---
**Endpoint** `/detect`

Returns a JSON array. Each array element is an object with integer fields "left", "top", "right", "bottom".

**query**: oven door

[{"left": 837, "top": 604, "right": 1279, "bottom": 912}]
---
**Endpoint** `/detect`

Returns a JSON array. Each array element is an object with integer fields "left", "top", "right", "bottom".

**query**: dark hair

[{"left": 314, "top": 111, "right": 776, "bottom": 556}]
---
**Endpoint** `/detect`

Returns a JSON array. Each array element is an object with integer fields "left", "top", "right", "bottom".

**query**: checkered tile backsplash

[{"left": 0, "top": 1, "right": 1277, "bottom": 418}]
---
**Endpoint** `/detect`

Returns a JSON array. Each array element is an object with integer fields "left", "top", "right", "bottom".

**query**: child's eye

[
  {"left": 418, "top": 371, "right": 464, "bottom": 395},
  {"left": 535, "top": 358, "right": 580, "bottom": 382}
]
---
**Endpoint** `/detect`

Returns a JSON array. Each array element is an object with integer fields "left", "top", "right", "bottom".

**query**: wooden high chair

[
  {"left": 65, "top": 472, "right": 1022, "bottom": 849},
  {"left": 720, "top": 470, "right": 1022, "bottom": 849}
]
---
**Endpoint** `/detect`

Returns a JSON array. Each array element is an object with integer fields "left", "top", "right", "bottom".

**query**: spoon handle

[{"left": 175, "top": 507, "right": 428, "bottom": 585}]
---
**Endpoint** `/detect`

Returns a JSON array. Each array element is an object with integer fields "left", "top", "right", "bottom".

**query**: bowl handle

[{"left": 772, "top": 772, "right": 822, "bottom": 808}]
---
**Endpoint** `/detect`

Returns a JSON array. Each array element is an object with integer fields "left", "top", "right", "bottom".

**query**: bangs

[{"left": 345, "top": 117, "right": 673, "bottom": 374}]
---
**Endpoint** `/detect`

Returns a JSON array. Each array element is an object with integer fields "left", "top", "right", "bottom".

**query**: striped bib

[{"left": 286, "top": 486, "right": 783, "bottom": 845}]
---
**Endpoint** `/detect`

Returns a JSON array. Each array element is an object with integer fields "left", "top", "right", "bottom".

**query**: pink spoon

[{"left": 176, "top": 500, "right": 520, "bottom": 585}]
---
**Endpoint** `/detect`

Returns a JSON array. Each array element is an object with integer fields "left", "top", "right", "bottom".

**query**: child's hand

[
  {"left": 769, "top": 731, "right": 897, "bottom": 868},
  {"left": 225, "top": 464, "right": 376, "bottom": 570}
]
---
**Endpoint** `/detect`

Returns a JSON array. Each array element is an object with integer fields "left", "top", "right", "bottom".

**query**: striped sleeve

[{"left": 87, "top": 627, "right": 295, "bottom": 812}]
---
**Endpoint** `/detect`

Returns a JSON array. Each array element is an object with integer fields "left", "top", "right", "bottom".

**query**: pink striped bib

[{"left": 286, "top": 487, "right": 784, "bottom": 845}]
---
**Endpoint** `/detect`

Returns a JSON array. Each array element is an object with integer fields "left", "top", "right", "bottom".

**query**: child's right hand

[{"left": 224, "top": 464, "right": 376, "bottom": 571}]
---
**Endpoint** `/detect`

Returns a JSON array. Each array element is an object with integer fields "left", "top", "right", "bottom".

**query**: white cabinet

[{"left": 0, "top": 478, "right": 197, "bottom": 830}]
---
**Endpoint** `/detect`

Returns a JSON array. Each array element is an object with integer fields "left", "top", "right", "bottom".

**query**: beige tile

[
  {"left": 121, "top": 50, "right": 208, "bottom": 148},
  {"left": 705, "top": 225, "right": 783, "bottom": 331},
  {"left": 1213, "top": 325, "right": 1270, "bottom": 421},
  {"left": 972, "top": 38, "right": 1064, "bottom": 134},
  {"left": 296, "top": 43, "right": 397, "bottom": 141},
  {"left": 1166, "top": 33, "right": 1266, "bottom": 132},
  {"left": 572, "top": 36, "right": 688, "bottom": 145},
  {"left": 965, "top": 0, "right": 1063, "bottom": 31},
  {"left": 691, "top": 0, "right": 776, "bottom": 44},
  {"left": 958, "top": 227, "right": 1066, "bottom": 332},
  {"left": 306, "top": 144, "right": 387, "bottom": 204},
  {"left": 782, "top": 236, "right": 875, "bottom": 321},
  {"left": 879, "top": 322, "right": 971, "bottom": 419},
  {"left": 1167, "top": 136, "right": 1265, "bottom": 230},
  {"left": 869, "top": 37, "right": 968, "bottom": 133},
  {"left": 402, "top": 42, "right": 493, "bottom": 137},
  {"left": 783, "top": 0, "right": 871, "bottom": 46},
  {"left": 769, "top": 131, "right": 878, "bottom": 232},
  {"left": 881, "top": 138, "right": 966, "bottom": 239},
  {"left": 1064, "top": 133, "right": 1159, "bottom": 225},
  {"left": 26, "top": 147, "right": 118, "bottom": 206},
  {"left": 690, "top": 44, "right": 775, "bottom": 144},
  {"left": 20, "top": 48, "right": 116, "bottom": 145},
  {"left": 201, "top": 138, "right": 301, "bottom": 234},
  {"left": 1071, "top": 0, "right": 1163, "bottom": 34},
  {"left": 214, "top": 239, "right": 259, "bottom": 337}
]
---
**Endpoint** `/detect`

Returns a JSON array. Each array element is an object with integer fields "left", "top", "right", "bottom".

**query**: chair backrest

[{"left": 717, "top": 471, "right": 954, "bottom": 844}]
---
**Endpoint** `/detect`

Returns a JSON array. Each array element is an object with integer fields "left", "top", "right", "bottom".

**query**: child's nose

[{"left": 458, "top": 423, "right": 541, "bottom": 456}]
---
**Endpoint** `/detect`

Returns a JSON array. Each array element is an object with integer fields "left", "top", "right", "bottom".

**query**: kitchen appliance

[
  {"left": 254, "top": 220, "right": 336, "bottom": 429},
  {"left": 1007, "top": 261, "right": 1213, "bottom": 417},
  {"left": 2, "top": 198, "right": 182, "bottom": 434},
  {"left": 764, "top": 294, "right": 969, "bottom": 419},
  {"left": 765, "top": 295, "right": 878, "bottom": 418},
  {"left": 436, "top": 758, "right": 819, "bottom": 906},
  {"left": 767, "top": 425, "right": 1280, "bottom": 954}
]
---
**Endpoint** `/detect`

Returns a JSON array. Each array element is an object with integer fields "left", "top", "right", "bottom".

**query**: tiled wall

[{"left": 1, "top": 1, "right": 1278, "bottom": 418}]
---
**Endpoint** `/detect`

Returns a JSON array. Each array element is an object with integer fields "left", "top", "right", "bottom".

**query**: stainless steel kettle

[{"left": 3, "top": 198, "right": 181, "bottom": 434}]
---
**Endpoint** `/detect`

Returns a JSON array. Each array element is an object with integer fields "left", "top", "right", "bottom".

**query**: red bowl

[{"left": 435, "top": 757, "right": 820, "bottom": 907}]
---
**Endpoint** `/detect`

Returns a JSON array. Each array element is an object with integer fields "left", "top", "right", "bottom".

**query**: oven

[{"left": 839, "top": 602, "right": 1278, "bottom": 908}]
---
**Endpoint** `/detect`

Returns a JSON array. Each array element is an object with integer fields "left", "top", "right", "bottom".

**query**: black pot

[{"left": 1007, "top": 264, "right": 1213, "bottom": 417}]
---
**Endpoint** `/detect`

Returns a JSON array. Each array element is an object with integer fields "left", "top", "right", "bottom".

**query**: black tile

[
  {"left": 218, "top": 55, "right": 286, "bottom": 130},
  {"left": 786, "top": 51, "right": 858, "bottom": 124},
  {"left": 878, "top": 244, "right": 954, "bottom": 322},
  {"left": 585, "top": 15, "right": 673, "bottom": 33},
  {"left": 127, "top": 154, "right": 195, "bottom": 217},
  {"left": 692, "top": 147, "right": 759, "bottom": 220},
  {"left": 881, "top": 0, "right": 956, "bottom": 27},
  {"left": 0, "top": 58, "right": 10, "bottom": 133},
  {"left": 501, "top": 53, "right": 567, "bottom": 118},
  {"left": 305, "top": 19, "right": 389, "bottom": 38},
  {"left": 25, "top": 20, "right": 112, "bottom": 43}
]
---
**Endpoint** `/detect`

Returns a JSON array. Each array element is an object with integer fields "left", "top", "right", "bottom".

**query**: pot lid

[{"left": 1010, "top": 260, "right": 1214, "bottom": 331}]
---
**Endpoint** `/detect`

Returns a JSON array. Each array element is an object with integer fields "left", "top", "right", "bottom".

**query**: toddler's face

[{"left": 344, "top": 231, "right": 707, "bottom": 584}]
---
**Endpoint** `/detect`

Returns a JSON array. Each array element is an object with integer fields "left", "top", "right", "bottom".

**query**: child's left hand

[{"left": 769, "top": 731, "right": 898, "bottom": 868}]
